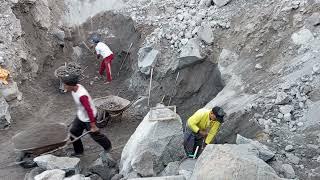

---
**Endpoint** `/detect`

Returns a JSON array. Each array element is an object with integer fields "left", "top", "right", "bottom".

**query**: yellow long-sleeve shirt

[{"left": 187, "top": 108, "right": 221, "bottom": 144}]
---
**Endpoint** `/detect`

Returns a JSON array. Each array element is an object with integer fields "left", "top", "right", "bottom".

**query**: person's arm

[
  {"left": 205, "top": 121, "right": 221, "bottom": 144},
  {"left": 79, "top": 96, "right": 97, "bottom": 131},
  {"left": 187, "top": 111, "right": 203, "bottom": 134},
  {"left": 95, "top": 46, "right": 101, "bottom": 59}
]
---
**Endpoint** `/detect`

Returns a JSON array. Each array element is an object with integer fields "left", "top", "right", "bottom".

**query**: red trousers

[{"left": 99, "top": 54, "right": 114, "bottom": 82}]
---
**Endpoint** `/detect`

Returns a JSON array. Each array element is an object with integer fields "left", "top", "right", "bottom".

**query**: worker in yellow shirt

[{"left": 184, "top": 106, "right": 225, "bottom": 157}]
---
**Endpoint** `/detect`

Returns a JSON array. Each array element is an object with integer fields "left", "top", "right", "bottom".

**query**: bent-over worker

[
  {"left": 184, "top": 106, "right": 225, "bottom": 157},
  {"left": 92, "top": 36, "right": 114, "bottom": 84},
  {"left": 62, "top": 75, "right": 112, "bottom": 156}
]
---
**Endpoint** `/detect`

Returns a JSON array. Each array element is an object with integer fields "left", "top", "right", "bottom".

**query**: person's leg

[
  {"left": 85, "top": 122, "right": 112, "bottom": 152},
  {"left": 99, "top": 58, "right": 107, "bottom": 76},
  {"left": 183, "top": 128, "right": 196, "bottom": 156},
  {"left": 105, "top": 54, "right": 113, "bottom": 82},
  {"left": 105, "top": 62, "right": 112, "bottom": 82},
  {"left": 194, "top": 136, "right": 205, "bottom": 157},
  {"left": 70, "top": 117, "right": 86, "bottom": 154}
]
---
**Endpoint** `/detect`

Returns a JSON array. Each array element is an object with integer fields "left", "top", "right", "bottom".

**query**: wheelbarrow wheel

[
  {"left": 20, "top": 159, "right": 37, "bottom": 169},
  {"left": 16, "top": 152, "right": 37, "bottom": 169},
  {"left": 96, "top": 114, "right": 110, "bottom": 128}
]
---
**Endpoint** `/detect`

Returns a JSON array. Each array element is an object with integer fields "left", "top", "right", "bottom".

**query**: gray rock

[
  {"left": 279, "top": 105, "right": 294, "bottom": 114},
  {"left": 283, "top": 113, "right": 291, "bottom": 122},
  {"left": 312, "top": 64, "right": 320, "bottom": 74},
  {"left": 177, "top": 38, "right": 204, "bottom": 69},
  {"left": 138, "top": 47, "right": 159, "bottom": 75},
  {"left": 291, "top": 28, "right": 314, "bottom": 45},
  {"left": 282, "top": 164, "right": 295, "bottom": 179},
  {"left": 285, "top": 145, "right": 294, "bottom": 152},
  {"left": 120, "top": 107, "right": 185, "bottom": 177},
  {"left": 0, "top": 81, "right": 20, "bottom": 102},
  {"left": 32, "top": 0, "right": 51, "bottom": 29},
  {"left": 306, "top": 13, "right": 320, "bottom": 26},
  {"left": 213, "top": 0, "right": 232, "bottom": 7},
  {"left": 178, "top": 159, "right": 196, "bottom": 180},
  {"left": 309, "top": 167, "right": 320, "bottom": 180},
  {"left": 275, "top": 92, "right": 290, "bottom": 105},
  {"left": 160, "top": 161, "right": 180, "bottom": 176},
  {"left": 34, "top": 155, "right": 80, "bottom": 174},
  {"left": 198, "top": 24, "right": 214, "bottom": 44},
  {"left": 301, "top": 85, "right": 312, "bottom": 95},
  {"left": 72, "top": 46, "right": 82, "bottom": 61},
  {"left": 286, "top": 153, "right": 300, "bottom": 165},
  {"left": 64, "top": 174, "right": 90, "bottom": 180},
  {"left": 0, "top": 97, "right": 11, "bottom": 129},
  {"left": 52, "top": 28, "right": 65, "bottom": 46},
  {"left": 24, "top": 167, "right": 45, "bottom": 180},
  {"left": 190, "top": 144, "right": 283, "bottom": 180},
  {"left": 236, "top": 134, "right": 275, "bottom": 162},
  {"left": 89, "top": 155, "right": 117, "bottom": 180},
  {"left": 89, "top": 174, "right": 103, "bottom": 180},
  {"left": 255, "top": 64, "right": 263, "bottom": 70},
  {"left": 277, "top": 113, "right": 284, "bottom": 119},
  {"left": 130, "top": 176, "right": 185, "bottom": 180},
  {"left": 111, "top": 174, "right": 123, "bottom": 180},
  {"left": 199, "top": 0, "right": 212, "bottom": 8},
  {"left": 218, "top": 49, "right": 239, "bottom": 67},
  {"left": 34, "top": 169, "right": 66, "bottom": 180}
]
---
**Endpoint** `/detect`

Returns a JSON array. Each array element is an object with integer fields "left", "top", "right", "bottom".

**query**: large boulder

[
  {"left": 236, "top": 134, "right": 275, "bottom": 162},
  {"left": 119, "top": 107, "right": 185, "bottom": 177},
  {"left": 190, "top": 144, "right": 285, "bottom": 180},
  {"left": 0, "top": 97, "right": 11, "bottom": 129},
  {"left": 138, "top": 47, "right": 159, "bottom": 75},
  {"left": 177, "top": 39, "right": 204, "bottom": 69},
  {"left": 34, "top": 155, "right": 80, "bottom": 175},
  {"left": 34, "top": 169, "right": 65, "bottom": 180}
]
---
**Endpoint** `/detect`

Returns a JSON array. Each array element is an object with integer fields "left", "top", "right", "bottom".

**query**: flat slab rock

[
  {"left": 34, "top": 169, "right": 66, "bottom": 180},
  {"left": 190, "top": 144, "right": 283, "bottom": 180},
  {"left": 34, "top": 154, "right": 80, "bottom": 174}
]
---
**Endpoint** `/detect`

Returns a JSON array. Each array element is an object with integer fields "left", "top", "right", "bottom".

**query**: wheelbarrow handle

[
  {"left": 69, "top": 131, "right": 91, "bottom": 144},
  {"left": 40, "top": 131, "right": 91, "bottom": 155}
]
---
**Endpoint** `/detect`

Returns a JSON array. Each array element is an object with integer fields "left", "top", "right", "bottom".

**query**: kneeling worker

[
  {"left": 62, "top": 75, "right": 112, "bottom": 156},
  {"left": 184, "top": 106, "right": 225, "bottom": 157}
]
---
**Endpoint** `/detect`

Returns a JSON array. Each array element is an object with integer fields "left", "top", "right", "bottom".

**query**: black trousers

[
  {"left": 183, "top": 127, "right": 204, "bottom": 157},
  {"left": 70, "top": 117, "right": 112, "bottom": 154}
]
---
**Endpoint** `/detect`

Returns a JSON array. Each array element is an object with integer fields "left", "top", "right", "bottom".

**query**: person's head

[
  {"left": 210, "top": 106, "right": 225, "bottom": 123},
  {"left": 61, "top": 74, "right": 79, "bottom": 92},
  {"left": 91, "top": 35, "right": 100, "bottom": 44}
]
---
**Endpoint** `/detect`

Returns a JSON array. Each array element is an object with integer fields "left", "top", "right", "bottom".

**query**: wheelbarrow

[
  {"left": 12, "top": 123, "right": 90, "bottom": 168},
  {"left": 54, "top": 62, "right": 82, "bottom": 93},
  {"left": 93, "top": 95, "right": 137, "bottom": 127}
]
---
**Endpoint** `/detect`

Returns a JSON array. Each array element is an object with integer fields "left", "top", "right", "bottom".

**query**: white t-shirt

[
  {"left": 71, "top": 84, "right": 97, "bottom": 122},
  {"left": 95, "top": 42, "right": 113, "bottom": 59}
]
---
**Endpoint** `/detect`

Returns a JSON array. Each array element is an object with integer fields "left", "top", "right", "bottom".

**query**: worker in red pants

[{"left": 92, "top": 36, "right": 114, "bottom": 84}]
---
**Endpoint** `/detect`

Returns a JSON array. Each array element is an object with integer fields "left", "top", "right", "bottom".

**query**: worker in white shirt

[{"left": 92, "top": 36, "right": 114, "bottom": 84}]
